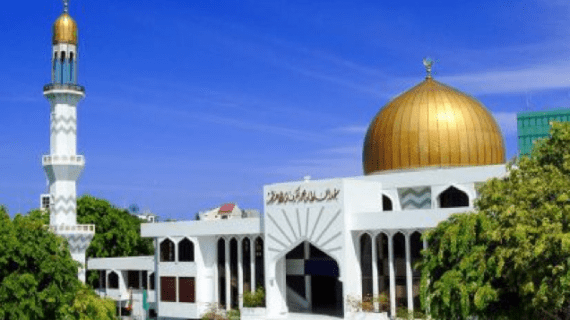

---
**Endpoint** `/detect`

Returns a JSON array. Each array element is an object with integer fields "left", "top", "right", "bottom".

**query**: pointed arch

[
  {"left": 160, "top": 238, "right": 175, "bottom": 262},
  {"left": 178, "top": 238, "right": 194, "bottom": 262},
  {"left": 108, "top": 271, "right": 119, "bottom": 289},
  {"left": 438, "top": 186, "right": 469, "bottom": 208}
]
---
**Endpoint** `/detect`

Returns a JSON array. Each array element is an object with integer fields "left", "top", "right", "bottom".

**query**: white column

[
  {"left": 372, "top": 234, "right": 379, "bottom": 312},
  {"left": 304, "top": 241, "right": 312, "bottom": 310},
  {"left": 423, "top": 236, "right": 428, "bottom": 251},
  {"left": 388, "top": 233, "right": 396, "bottom": 317},
  {"left": 225, "top": 238, "right": 231, "bottom": 310},
  {"left": 251, "top": 237, "right": 256, "bottom": 293},
  {"left": 238, "top": 238, "right": 244, "bottom": 309},
  {"left": 139, "top": 270, "right": 143, "bottom": 290},
  {"left": 405, "top": 232, "right": 413, "bottom": 313}
]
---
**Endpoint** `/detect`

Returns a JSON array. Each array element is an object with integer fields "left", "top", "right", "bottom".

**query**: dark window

[
  {"left": 160, "top": 239, "right": 175, "bottom": 262},
  {"left": 286, "top": 242, "right": 304, "bottom": 259},
  {"left": 161, "top": 277, "right": 176, "bottom": 302},
  {"left": 149, "top": 309, "right": 157, "bottom": 317},
  {"left": 178, "top": 238, "right": 194, "bottom": 262},
  {"left": 108, "top": 272, "right": 119, "bottom": 289},
  {"left": 383, "top": 195, "right": 393, "bottom": 211},
  {"left": 439, "top": 186, "right": 469, "bottom": 208},
  {"left": 128, "top": 270, "right": 140, "bottom": 289},
  {"left": 149, "top": 273, "right": 155, "bottom": 290},
  {"left": 100, "top": 270, "right": 106, "bottom": 289},
  {"left": 142, "top": 271, "right": 148, "bottom": 290},
  {"left": 69, "top": 52, "right": 74, "bottom": 62},
  {"left": 178, "top": 277, "right": 195, "bottom": 303}
]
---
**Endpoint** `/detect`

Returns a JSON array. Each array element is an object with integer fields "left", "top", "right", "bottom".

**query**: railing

[
  {"left": 42, "top": 155, "right": 85, "bottom": 166},
  {"left": 47, "top": 224, "right": 95, "bottom": 233},
  {"left": 43, "top": 83, "right": 85, "bottom": 93}
]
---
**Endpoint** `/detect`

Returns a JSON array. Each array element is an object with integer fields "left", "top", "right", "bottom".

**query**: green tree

[
  {"left": 0, "top": 207, "right": 117, "bottom": 320},
  {"left": 65, "top": 282, "right": 117, "bottom": 320},
  {"left": 75, "top": 196, "right": 154, "bottom": 286},
  {"left": 419, "top": 122, "right": 570, "bottom": 320}
]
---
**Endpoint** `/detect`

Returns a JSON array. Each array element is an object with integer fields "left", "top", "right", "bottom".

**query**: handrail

[
  {"left": 43, "top": 83, "right": 85, "bottom": 92},
  {"left": 47, "top": 224, "right": 95, "bottom": 233}
]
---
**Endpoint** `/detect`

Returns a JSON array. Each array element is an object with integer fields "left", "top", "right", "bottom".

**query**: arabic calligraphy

[{"left": 266, "top": 187, "right": 340, "bottom": 205}]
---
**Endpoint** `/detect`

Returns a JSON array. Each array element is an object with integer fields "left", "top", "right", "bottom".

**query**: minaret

[{"left": 43, "top": 0, "right": 94, "bottom": 283}]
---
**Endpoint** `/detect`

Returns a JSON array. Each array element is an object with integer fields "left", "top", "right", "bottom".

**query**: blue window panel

[{"left": 304, "top": 259, "right": 339, "bottom": 277}]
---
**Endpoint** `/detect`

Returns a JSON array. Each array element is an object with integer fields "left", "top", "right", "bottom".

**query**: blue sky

[{"left": 2, "top": 0, "right": 570, "bottom": 220}]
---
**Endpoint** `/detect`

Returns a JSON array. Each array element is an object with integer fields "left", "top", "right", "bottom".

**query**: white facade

[{"left": 93, "top": 164, "right": 506, "bottom": 320}]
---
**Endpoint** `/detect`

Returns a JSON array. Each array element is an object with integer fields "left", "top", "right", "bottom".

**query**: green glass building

[{"left": 517, "top": 108, "right": 570, "bottom": 155}]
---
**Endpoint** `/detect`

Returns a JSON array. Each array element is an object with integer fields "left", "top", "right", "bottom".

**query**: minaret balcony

[
  {"left": 47, "top": 224, "right": 95, "bottom": 234},
  {"left": 43, "top": 83, "right": 85, "bottom": 93},
  {"left": 43, "top": 154, "right": 85, "bottom": 166}
]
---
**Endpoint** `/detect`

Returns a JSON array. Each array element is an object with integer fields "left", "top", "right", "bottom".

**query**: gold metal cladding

[
  {"left": 53, "top": 13, "right": 78, "bottom": 45},
  {"left": 363, "top": 78, "right": 505, "bottom": 174}
]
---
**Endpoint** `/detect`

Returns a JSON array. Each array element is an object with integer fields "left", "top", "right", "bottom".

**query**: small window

[
  {"left": 161, "top": 277, "right": 176, "bottom": 302},
  {"left": 99, "top": 270, "right": 107, "bottom": 289},
  {"left": 128, "top": 270, "right": 140, "bottom": 289},
  {"left": 382, "top": 195, "right": 392, "bottom": 211},
  {"left": 178, "top": 277, "right": 195, "bottom": 303},
  {"left": 438, "top": 186, "right": 469, "bottom": 208},
  {"left": 149, "top": 273, "right": 155, "bottom": 290},
  {"left": 142, "top": 271, "right": 148, "bottom": 290},
  {"left": 160, "top": 238, "right": 175, "bottom": 262},
  {"left": 178, "top": 238, "right": 194, "bottom": 262},
  {"left": 108, "top": 272, "right": 119, "bottom": 289}
]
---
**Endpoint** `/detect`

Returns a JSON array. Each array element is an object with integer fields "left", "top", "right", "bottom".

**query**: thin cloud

[
  {"left": 334, "top": 125, "right": 368, "bottom": 134},
  {"left": 440, "top": 63, "right": 570, "bottom": 94}
]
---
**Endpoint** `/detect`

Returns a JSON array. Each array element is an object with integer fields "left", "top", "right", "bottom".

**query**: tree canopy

[
  {"left": 0, "top": 206, "right": 116, "bottom": 320},
  {"left": 419, "top": 122, "right": 570, "bottom": 320},
  {"left": 74, "top": 195, "right": 154, "bottom": 286}
]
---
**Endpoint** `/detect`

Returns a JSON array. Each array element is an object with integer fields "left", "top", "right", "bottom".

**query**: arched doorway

[{"left": 284, "top": 241, "right": 343, "bottom": 317}]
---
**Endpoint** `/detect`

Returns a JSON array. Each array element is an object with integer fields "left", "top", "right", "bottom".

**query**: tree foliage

[
  {"left": 75, "top": 195, "right": 154, "bottom": 286},
  {"left": 0, "top": 207, "right": 116, "bottom": 320},
  {"left": 420, "top": 122, "right": 570, "bottom": 320}
]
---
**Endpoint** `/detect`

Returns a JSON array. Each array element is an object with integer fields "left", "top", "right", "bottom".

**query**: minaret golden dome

[
  {"left": 363, "top": 61, "right": 505, "bottom": 175},
  {"left": 53, "top": 12, "right": 77, "bottom": 45}
]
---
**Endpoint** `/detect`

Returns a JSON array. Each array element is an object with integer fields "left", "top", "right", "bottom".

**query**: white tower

[{"left": 43, "top": 0, "right": 94, "bottom": 283}]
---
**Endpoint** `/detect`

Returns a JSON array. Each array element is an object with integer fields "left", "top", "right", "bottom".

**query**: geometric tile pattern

[{"left": 398, "top": 186, "right": 431, "bottom": 210}]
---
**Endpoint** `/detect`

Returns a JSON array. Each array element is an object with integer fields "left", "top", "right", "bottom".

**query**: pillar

[
  {"left": 238, "top": 238, "right": 243, "bottom": 309},
  {"left": 251, "top": 237, "right": 255, "bottom": 293},
  {"left": 304, "top": 241, "right": 312, "bottom": 310},
  {"left": 388, "top": 233, "right": 396, "bottom": 317},
  {"left": 405, "top": 232, "right": 413, "bottom": 313},
  {"left": 225, "top": 238, "right": 231, "bottom": 310},
  {"left": 372, "top": 234, "right": 379, "bottom": 312}
]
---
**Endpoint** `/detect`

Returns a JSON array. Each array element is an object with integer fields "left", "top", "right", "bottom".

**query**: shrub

[{"left": 243, "top": 286, "right": 265, "bottom": 308}]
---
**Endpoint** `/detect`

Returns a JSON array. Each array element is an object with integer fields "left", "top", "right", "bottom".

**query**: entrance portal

[{"left": 285, "top": 242, "right": 343, "bottom": 318}]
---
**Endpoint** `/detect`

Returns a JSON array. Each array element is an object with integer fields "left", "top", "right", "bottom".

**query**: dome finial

[
  {"left": 423, "top": 57, "right": 434, "bottom": 79},
  {"left": 62, "top": 0, "right": 69, "bottom": 13}
]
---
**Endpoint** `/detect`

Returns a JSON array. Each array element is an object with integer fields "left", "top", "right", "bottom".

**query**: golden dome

[
  {"left": 53, "top": 13, "right": 77, "bottom": 45},
  {"left": 363, "top": 76, "right": 505, "bottom": 175}
]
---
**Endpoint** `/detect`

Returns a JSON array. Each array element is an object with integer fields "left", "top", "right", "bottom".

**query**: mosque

[{"left": 42, "top": 2, "right": 509, "bottom": 320}]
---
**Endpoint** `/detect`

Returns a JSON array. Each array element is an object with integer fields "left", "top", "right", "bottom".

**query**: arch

[
  {"left": 178, "top": 238, "right": 194, "bottom": 262},
  {"left": 217, "top": 238, "right": 226, "bottom": 307},
  {"left": 230, "top": 238, "right": 239, "bottom": 308},
  {"left": 375, "top": 233, "right": 390, "bottom": 304},
  {"left": 108, "top": 271, "right": 119, "bottom": 289},
  {"left": 242, "top": 237, "right": 252, "bottom": 292},
  {"left": 438, "top": 186, "right": 469, "bottom": 208},
  {"left": 160, "top": 238, "right": 175, "bottom": 262},
  {"left": 360, "top": 233, "right": 373, "bottom": 301},
  {"left": 382, "top": 194, "right": 393, "bottom": 211}
]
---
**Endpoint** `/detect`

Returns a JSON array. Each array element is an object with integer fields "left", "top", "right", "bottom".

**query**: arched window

[
  {"left": 108, "top": 271, "right": 119, "bottom": 289},
  {"left": 160, "top": 238, "right": 175, "bottom": 262},
  {"left": 178, "top": 238, "right": 194, "bottom": 262},
  {"left": 360, "top": 233, "right": 372, "bottom": 301},
  {"left": 438, "top": 186, "right": 469, "bottom": 208},
  {"left": 383, "top": 195, "right": 393, "bottom": 211}
]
